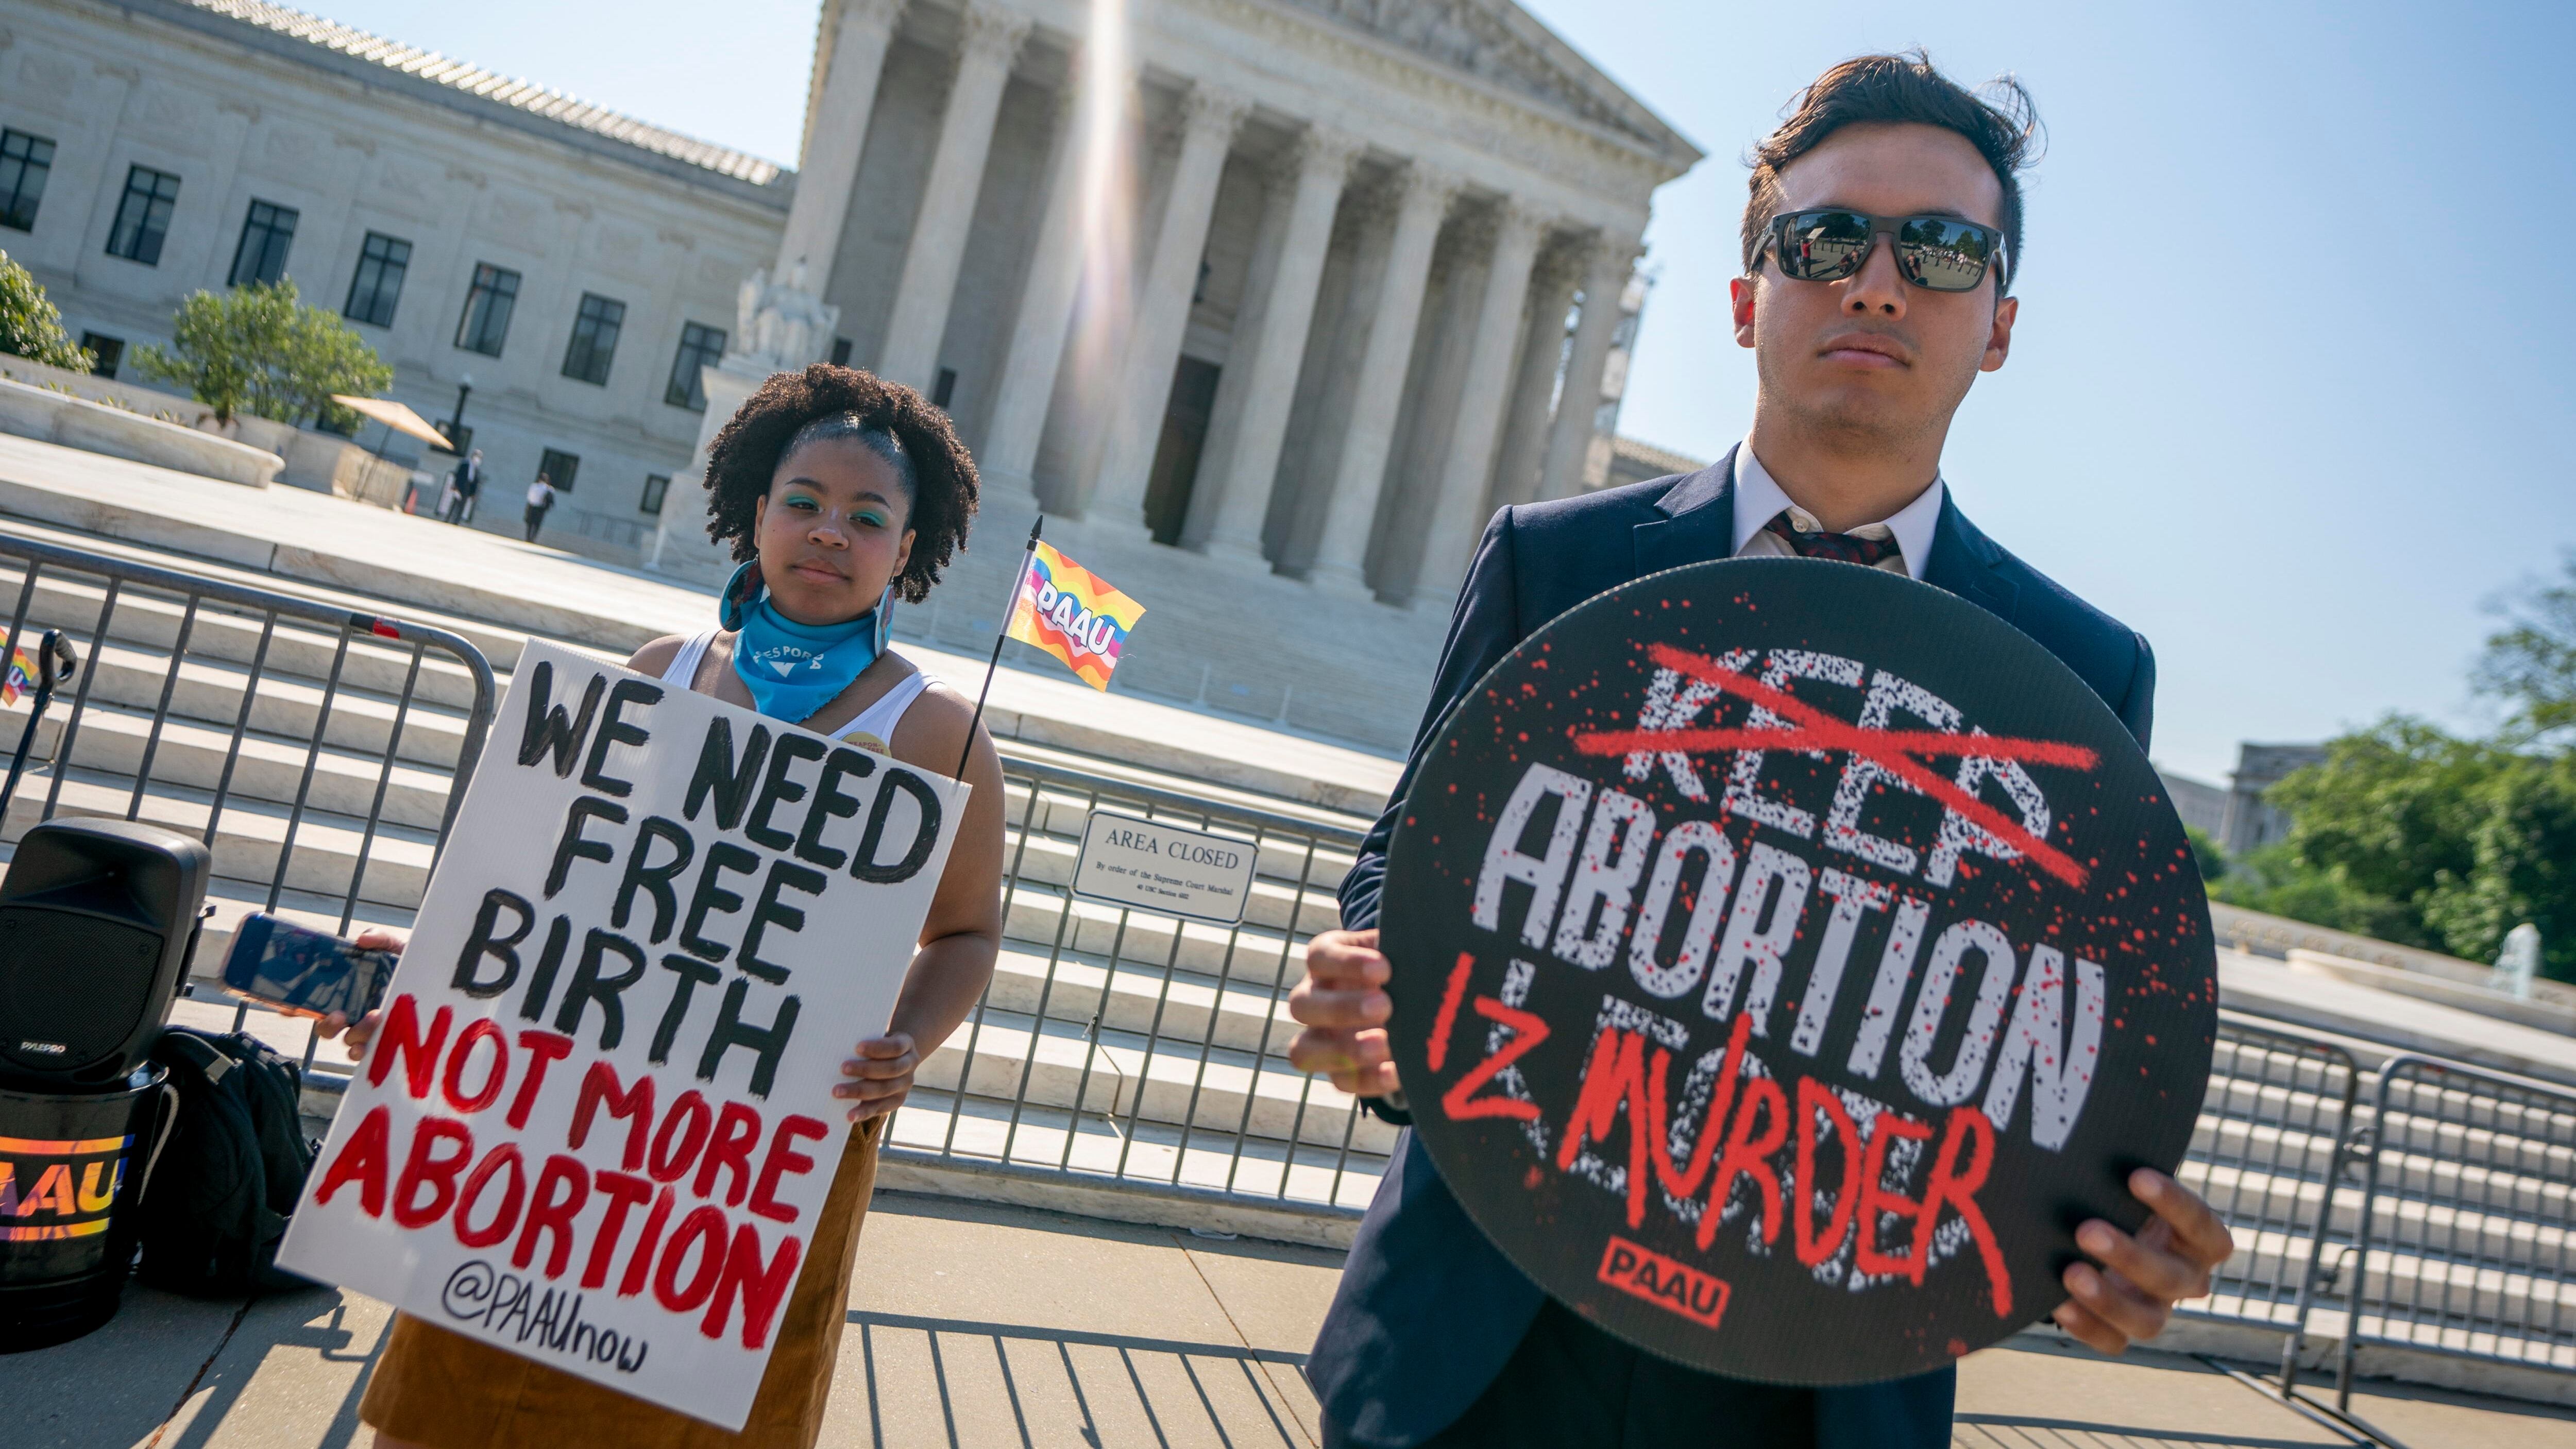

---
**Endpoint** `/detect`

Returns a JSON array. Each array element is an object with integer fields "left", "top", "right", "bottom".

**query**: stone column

[
  {"left": 1485, "top": 237, "right": 1579, "bottom": 509},
  {"left": 877, "top": 1, "right": 1031, "bottom": 390},
  {"left": 1191, "top": 125, "right": 1362, "bottom": 564},
  {"left": 1307, "top": 162, "right": 1461, "bottom": 599},
  {"left": 1086, "top": 82, "right": 1249, "bottom": 529},
  {"left": 980, "top": 77, "right": 1091, "bottom": 505},
  {"left": 775, "top": 0, "right": 908, "bottom": 285},
  {"left": 1415, "top": 199, "right": 1548, "bottom": 599},
  {"left": 1536, "top": 230, "right": 1641, "bottom": 502}
]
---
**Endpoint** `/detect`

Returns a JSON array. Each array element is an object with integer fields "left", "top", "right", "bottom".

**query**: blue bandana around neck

[{"left": 721, "top": 562, "right": 880, "bottom": 724}]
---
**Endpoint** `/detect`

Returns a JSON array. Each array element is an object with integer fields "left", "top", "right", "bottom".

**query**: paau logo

[{"left": 1596, "top": 1234, "right": 1730, "bottom": 1331}]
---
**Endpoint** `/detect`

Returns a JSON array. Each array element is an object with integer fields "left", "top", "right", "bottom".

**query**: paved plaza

[{"left": 6, "top": 1189, "right": 2572, "bottom": 1448}]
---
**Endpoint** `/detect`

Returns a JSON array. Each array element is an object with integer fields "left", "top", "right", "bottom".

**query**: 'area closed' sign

[{"left": 1072, "top": 812, "right": 1257, "bottom": 925}]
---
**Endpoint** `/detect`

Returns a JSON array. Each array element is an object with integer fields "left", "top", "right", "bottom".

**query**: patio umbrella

[
  {"left": 329, "top": 395, "right": 452, "bottom": 510},
  {"left": 328, "top": 395, "right": 450, "bottom": 449}
]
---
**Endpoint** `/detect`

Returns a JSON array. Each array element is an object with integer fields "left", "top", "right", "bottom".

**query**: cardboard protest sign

[
  {"left": 1380, "top": 559, "right": 2215, "bottom": 1384},
  {"left": 278, "top": 639, "right": 964, "bottom": 1428}
]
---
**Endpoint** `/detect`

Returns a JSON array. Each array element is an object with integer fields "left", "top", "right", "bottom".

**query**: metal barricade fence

[
  {"left": 2178, "top": 1017, "right": 2362, "bottom": 1384},
  {"left": 2336, "top": 1053, "right": 2576, "bottom": 1405},
  {"left": 879, "top": 752, "right": 1388, "bottom": 1223},
  {"left": 0, "top": 531, "right": 497, "bottom": 1072},
  {"left": 21, "top": 528, "right": 2576, "bottom": 1395}
]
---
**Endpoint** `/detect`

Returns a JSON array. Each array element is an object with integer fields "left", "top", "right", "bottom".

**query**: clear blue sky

[{"left": 312, "top": 0, "right": 2575, "bottom": 782}]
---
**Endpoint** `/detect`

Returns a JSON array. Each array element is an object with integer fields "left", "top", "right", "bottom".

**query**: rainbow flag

[
  {"left": 2, "top": 646, "right": 34, "bottom": 709},
  {"left": 1006, "top": 541, "right": 1144, "bottom": 691}
]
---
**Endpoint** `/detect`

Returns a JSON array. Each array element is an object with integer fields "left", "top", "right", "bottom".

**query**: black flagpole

[{"left": 956, "top": 514, "right": 1042, "bottom": 780}]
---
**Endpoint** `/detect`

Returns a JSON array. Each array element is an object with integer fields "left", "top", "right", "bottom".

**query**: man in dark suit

[
  {"left": 1287, "top": 53, "right": 2233, "bottom": 1448},
  {"left": 443, "top": 449, "right": 484, "bottom": 525}
]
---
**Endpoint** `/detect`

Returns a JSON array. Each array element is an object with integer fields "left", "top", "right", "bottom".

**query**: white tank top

[{"left": 659, "top": 629, "right": 930, "bottom": 755}]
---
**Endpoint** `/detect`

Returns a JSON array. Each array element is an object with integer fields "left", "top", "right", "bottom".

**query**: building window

[
  {"left": 105, "top": 165, "right": 181, "bottom": 265},
  {"left": 537, "top": 448, "right": 580, "bottom": 493},
  {"left": 664, "top": 322, "right": 724, "bottom": 409},
  {"left": 932, "top": 367, "right": 958, "bottom": 411},
  {"left": 560, "top": 294, "right": 625, "bottom": 385},
  {"left": 227, "top": 199, "right": 298, "bottom": 286},
  {"left": 455, "top": 263, "right": 519, "bottom": 355},
  {"left": 829, "top": 337, "right": 852, "bottom": 367},
  {"left": 0, "top": 130, "right": 56, "bottom": 233},
  {"left": 79, "top": 333, "right": 123, "bottom": 379},
  {"left": 343, "top": 232, "right": 411, "bottom": 327},
  {"left": 639, "top": 474, "right": 670, "bottom": 516}
]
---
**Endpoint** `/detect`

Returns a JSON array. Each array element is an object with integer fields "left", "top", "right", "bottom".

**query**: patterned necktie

[{"left": 1762, "top": 510, "right": 1902, "bottom": 569}]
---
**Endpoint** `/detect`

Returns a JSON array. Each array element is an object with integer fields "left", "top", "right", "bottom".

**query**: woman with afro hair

[{"left": 333, "top": 365, "right": 1009, "bottom": 1449}]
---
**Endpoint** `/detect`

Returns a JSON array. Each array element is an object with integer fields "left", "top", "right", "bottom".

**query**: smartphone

[{"left": 220, "top": 913, "right": 397, "bottom": 1020}]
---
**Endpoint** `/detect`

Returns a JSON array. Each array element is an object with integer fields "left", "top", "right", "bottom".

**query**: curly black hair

[{"left": 700, "top": 363, "right": 978, "bottom": 603}]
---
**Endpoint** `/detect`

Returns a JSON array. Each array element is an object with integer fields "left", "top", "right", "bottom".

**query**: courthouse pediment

[{"left": 1271, "top": 0, "right": 1689, "bottom": 158}]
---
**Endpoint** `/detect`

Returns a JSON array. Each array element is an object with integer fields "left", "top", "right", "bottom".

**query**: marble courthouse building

[
  {"left": 5, "top": 0, "right": 1701, "bottom": 751},
  {"left": 3, "top": 0, "right": 789, "bottom": 562}
]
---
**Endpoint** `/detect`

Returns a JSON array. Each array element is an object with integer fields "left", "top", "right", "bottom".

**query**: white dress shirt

[{"left": 1726, "top": 444, "right": 1944, "bottom": 582}]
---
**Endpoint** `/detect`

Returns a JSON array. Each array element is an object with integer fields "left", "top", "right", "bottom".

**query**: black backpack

[{"left": 134, "top": 1028, "right": 319, "bottom": 1295}]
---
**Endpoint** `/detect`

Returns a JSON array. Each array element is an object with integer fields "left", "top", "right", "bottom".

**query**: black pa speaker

[{"left": 0, "top": 819, "right": 211, "bottom": 1090}]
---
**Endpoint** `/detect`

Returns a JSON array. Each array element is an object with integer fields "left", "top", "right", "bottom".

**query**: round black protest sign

[{"left": 1380, "top": 558, "right": 2215, "bottom": 1385}]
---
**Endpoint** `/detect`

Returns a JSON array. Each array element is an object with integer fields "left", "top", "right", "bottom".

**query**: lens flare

[{"left": 1063, "top": 0, "right": 1138, "bottom": 493}]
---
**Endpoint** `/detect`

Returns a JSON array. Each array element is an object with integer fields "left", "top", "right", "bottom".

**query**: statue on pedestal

[
  {"left": 649, "top": 259, "right": 844, "bottom": 577},
  {"left": 730, "top": 258, "right": 842, "bottom": 376}
]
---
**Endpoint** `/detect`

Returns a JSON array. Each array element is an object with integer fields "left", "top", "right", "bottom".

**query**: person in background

[
  {"left": 442, "top": 448, "right": 484, "bottom": 525},
  {"left": 522, "top": 471, "right": 555, "bottom": 542},
  {"left": 1286, "top": 52, "right": 2233, "bottom": 1449},
  {"left": 319, "top": 364, "right": 1008, "bottom": 1449}
]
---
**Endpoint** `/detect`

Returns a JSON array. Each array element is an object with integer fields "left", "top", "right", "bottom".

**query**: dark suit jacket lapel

[
  {"left": 1632, "top": 445, "right": 1738, "bottom": 581},
  {"left": 1631, "top": 453, "right": 2021, "bottom": 630},
  {"left": 1920, "top": 491, "right": 2018, "bottom": 624}
]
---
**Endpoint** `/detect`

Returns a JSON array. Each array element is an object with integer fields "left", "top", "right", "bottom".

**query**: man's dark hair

[
  {"left": 701, "top": 362, "right": 977, "bottom": 603},
  {"left": 1741, "top": 51, "right": 2041, "bottom": 292}
]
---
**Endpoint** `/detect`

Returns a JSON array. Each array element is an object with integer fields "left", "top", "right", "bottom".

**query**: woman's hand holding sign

[
  {"left": 836, "top": 1032, "right": 918, "bottom": 1121},
  {"left": 320, "top": 912, "right": 953, "bottom": 1129}
]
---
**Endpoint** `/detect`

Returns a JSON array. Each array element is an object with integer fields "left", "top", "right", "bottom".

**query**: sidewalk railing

[
  {"left": 10, "top": 533, "right": 2576, "bottom": 1394},
  {"left": 2336, "top": 1053, "right": 2576, "bottom": 1405},
  {"left": 2180, "top": 1018, "right": 2361, "bottom": 1385},
  {"left": 0, "top": 530, "right": 498, "bottom": 1071},
  {"left": 879, "top": 752, "right": 1385, "bottom": 1223}
]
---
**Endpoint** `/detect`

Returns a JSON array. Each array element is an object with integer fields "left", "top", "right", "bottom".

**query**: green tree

[
  {"left": 2215, "top": 562, "right": 2576, "bottom": 982},
  {"left": 0, "top": 249, "right": 92, "bottom": 373},
  {"left": 131, "top": 280, "right": 389, "bottom": 427},
  {"left": 2477, "top": 556, "right": 2576, "bottom": 741},
  {"left": 2267, "top": 717, "right": 2512, "bottom": 909},
  {"left": 2219, "top": 717, "right": 2576, "bottom": 981},
  {"left": 2212, "top": 841, "right": 2424, "bottom": 947},
  {"left": 2419, "top": 752, "right": 2576, "bottom": 980},
  {"left": 2184, "top": 825, "right": 2229, "bottom": 883}
]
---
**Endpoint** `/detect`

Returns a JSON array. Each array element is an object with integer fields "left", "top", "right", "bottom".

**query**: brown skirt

[{"left": 359, "top": 1118, "right": 883, "bottom": 1449}]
